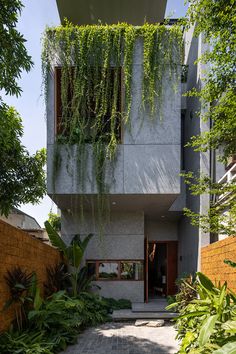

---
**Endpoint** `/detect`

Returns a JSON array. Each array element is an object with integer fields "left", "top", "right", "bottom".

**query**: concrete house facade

[{"left": 46, "top": 0, "right": 213, "bottom": 302}]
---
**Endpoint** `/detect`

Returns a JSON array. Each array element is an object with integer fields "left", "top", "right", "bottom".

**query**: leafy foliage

[
  {"left": 182, "top": 0, "right": 236, "bottom": 234},
  {"left": 0, "top": 1, "right": 46, "bottom": 216},
  {"left": 167, "top": 274, "right": 197, "bottom": 312},
  {"left": 42, "top": 22, "right": 183, "bottom": 231},
  {"left": 182, "top": 171, "right": 236, "bottom": 235},
  {"left": 0, "top": 103, "right": 46, "bottom": 216},
  {"left": 76, "top": 266, "right": 97, "bottom": 294},
  {"left": 102, "top": 297, "right": 131, "bottom": 311},
  {"left": 44, "top": 221, "right": 93, "bottom": 296},
  {"left": 0, "top": 291, "right": 110, "bottom": 354},
  {"left": 44, "top": 263, "right": 69, "bottom": 297},
  {"left": 2, "top": 267, "right": 42, "bottom": 331},
  {"left": 173, "top": 272, "right": 236, "bottom": 353},
  {"left": 224, "top": 259, "right": 236, "bottom": 269},
  {"left": 0, "top": 330, "right": 55, "bottom": 354},
  {"left": 27, "top": 291, "right": 109, "bottom": 351},
  {"left": 0, "top": 0, "right": 33, "bottom": 97},
  {"left": 47, "top": 212, "right": 61, "bottom": 231}
]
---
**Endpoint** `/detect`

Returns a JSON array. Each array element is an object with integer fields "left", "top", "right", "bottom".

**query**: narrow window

[
  {"left": 86, "top": 260, "right": 144, "bottom": 281},
  {"left": 98, "top": 262, "right": 119, "bottom": 279}
]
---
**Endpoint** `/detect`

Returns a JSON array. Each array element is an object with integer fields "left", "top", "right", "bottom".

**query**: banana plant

[{"left": 44, "top": 221, "right": 93, "bottom": 297}]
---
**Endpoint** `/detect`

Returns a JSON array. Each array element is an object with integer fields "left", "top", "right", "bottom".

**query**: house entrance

[{"left": 145, "top": 241, "right": 178, "bottom": 302}]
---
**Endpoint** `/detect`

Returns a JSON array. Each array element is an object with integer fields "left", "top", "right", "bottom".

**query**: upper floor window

[{"left": 55, "top": 67, "right": 122, "bottom": 143}]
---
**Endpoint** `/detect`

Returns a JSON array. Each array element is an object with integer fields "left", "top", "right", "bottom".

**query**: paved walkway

[{"left": 63, "top": 322, "right": 179, "bottom": 354}]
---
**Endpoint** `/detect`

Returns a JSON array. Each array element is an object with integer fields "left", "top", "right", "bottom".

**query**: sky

[{"left": 3, "top": 0, "right": 187, "bottom": 227}]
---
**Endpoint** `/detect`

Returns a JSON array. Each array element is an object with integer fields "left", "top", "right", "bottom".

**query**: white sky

[{"left": 3, "top": 0, "right": 187, "bottom": 227}]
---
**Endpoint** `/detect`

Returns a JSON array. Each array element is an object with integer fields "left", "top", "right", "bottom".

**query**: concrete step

[
  {"left": 111, "top": 309, "right": 177, "bottom": 321},
  {"left": 132, "top": 301, "right": 168, "bottom": 312}
]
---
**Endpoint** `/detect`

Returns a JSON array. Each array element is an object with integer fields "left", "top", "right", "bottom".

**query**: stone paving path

[{"left": 63, "top": 322, "right": 179, "bottom": 354}]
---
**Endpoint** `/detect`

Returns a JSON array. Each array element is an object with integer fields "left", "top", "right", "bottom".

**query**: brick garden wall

[
  {"left": 201, "top": 236, "right": 236, "bottom": 292},
  {"left": 0, "top": 219, "right": 61, "bottom": 332}
]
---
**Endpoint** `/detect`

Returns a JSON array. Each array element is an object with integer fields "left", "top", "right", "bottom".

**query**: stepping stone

[
  {"left": 146, "top": 320, "right": 165, "bottom": 327},
  {"left": 135, "top": 320, "right": 149, "bottom": 326},
  {"left": 135, "top": 319, "right": 165, "bottom": 327}
]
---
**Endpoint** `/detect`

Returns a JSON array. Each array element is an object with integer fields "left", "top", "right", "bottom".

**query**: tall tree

[
  {"left": 0, "top": 0, "right": 46, "bottom": 216},
  {"left": 183, "top": 0, "right": 236, "bottom": 235}
]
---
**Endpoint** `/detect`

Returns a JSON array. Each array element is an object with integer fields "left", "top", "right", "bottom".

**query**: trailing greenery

[
  {"left": 42, "top": 22, "right": 182, "bottom": 228},
  {"left": 182, "top": 0, "right": 236, "bottom": 235},
  {"left": 169, "top": 272, "right": 236, "bottom": 353}
]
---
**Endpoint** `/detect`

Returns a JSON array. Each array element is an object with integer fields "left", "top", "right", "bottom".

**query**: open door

[
  {"left": 144, "top": 237, "right": 149, "bottom": 303},
  {"left": 167, "top": 241, "right": 178, "bottom": 295},
  {"left": 146, "top": 241, "right": 178, "bottom": 300}
]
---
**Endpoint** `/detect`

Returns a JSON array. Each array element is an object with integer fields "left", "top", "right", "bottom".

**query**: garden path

[{"left": 62, "top": 322, "right": 179, "bottom": 354}]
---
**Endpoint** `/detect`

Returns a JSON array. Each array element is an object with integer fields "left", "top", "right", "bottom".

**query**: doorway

[{"left": 145, "top": 241, "right": 178, "bottom": 302}]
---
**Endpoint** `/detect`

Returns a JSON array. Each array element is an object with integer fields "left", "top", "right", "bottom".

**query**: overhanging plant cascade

[{"left": 42, "top": 22, "right": 182, "bottom": 226}]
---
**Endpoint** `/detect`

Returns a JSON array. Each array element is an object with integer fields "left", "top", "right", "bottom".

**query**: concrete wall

[
  {"left": 61, "top": 210, "right": 145, "bottom": 302},
  {"left": 47, "top": 38, "right": 181, "bottom": 197},
  {"left": 145, "top": 219, "right": 178, "bottom": 241},
  {"left": 178, "top": 27, "right": 210, "bottom": 275},
  {"left": 93, "top": 281, "right": 144, "bottom": 302}
]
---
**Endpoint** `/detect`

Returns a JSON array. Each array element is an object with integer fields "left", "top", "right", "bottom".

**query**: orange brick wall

[
  {"left": 201, "top": 236, "right": 236, "bottom": 292},
  {"left": 0, "top": 219, "right": 61, "bottom": 331}
]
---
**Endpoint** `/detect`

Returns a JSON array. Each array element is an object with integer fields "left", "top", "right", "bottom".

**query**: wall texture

[
  {"left": 146, "top": 219, "right": 178, "bottom": 241},
  {"left": 0, "top": 220, "right": 61, "bottom": 332},
  {"left": 61, "top": 210, "right": 144, "bottom": 302},
  {"left": 201, "top": 236, "right": 236, "bottom": 292}
]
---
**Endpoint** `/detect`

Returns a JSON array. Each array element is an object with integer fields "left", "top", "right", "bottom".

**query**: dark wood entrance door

[
  {"left": 167, "top": 241, "right": 178, "bottom": 295},
  {"left": 145, "top": 241, "right": 178, "bottom": 300},
  {"left": 144, "top": 237, "right": 149, "bottom": 303}
]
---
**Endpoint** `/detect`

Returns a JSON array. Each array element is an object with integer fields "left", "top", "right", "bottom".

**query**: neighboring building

[
  {"left": 0, "top": 208, "right": 49, "bottom": 242},
  {"left": 46, "top": 0, "right": 226, "bottom": 302},
  {"left": 215, "top": 162, "right": 236, "bottom": 241}
]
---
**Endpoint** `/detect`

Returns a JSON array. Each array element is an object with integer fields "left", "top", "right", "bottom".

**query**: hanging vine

[{"left": 42, "top": 22, "right": 182, "bottom": 232}]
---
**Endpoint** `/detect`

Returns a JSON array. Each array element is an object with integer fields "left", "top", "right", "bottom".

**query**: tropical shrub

[
  {"left": 102, "top": 297, "right": 131, "bottom": 311},
  {"left": 3, "top": 267, "right": 42, "bottom": 331},
  {"left": 166, "top": 274, "right": 197, "bottom": 311},
  {"left": 172, "top": 272, "right": 236, "bottom": 353},
  {"left": 0, "top": 290, "right": 110, "bottom": 353},
  {"left": 45, "top": 221, "right": 93, "bottom": 296},
  {"left": 176, "top": 274, "right": 197, "bottom": 312},
  {"left": 0, "top": 330, "right": 55, "bottom": 354},
  {"left": 44, "top": 263, "right": 69, "bottom": 297}
]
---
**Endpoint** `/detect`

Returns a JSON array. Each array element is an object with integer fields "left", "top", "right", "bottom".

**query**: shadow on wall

[{"left": 135, "top": 151, "right": 180, "bottom": 194}]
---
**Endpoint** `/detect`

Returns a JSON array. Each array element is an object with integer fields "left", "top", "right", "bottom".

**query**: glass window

[
  {"left": 120, "top": 262, "right": 143, "bottom": 280},
  {"left": 87, "top": 262, "right": 96, "bottom": 278},
  {"left": 98, "top": 262, "right": 119, "bottom": 279}
]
